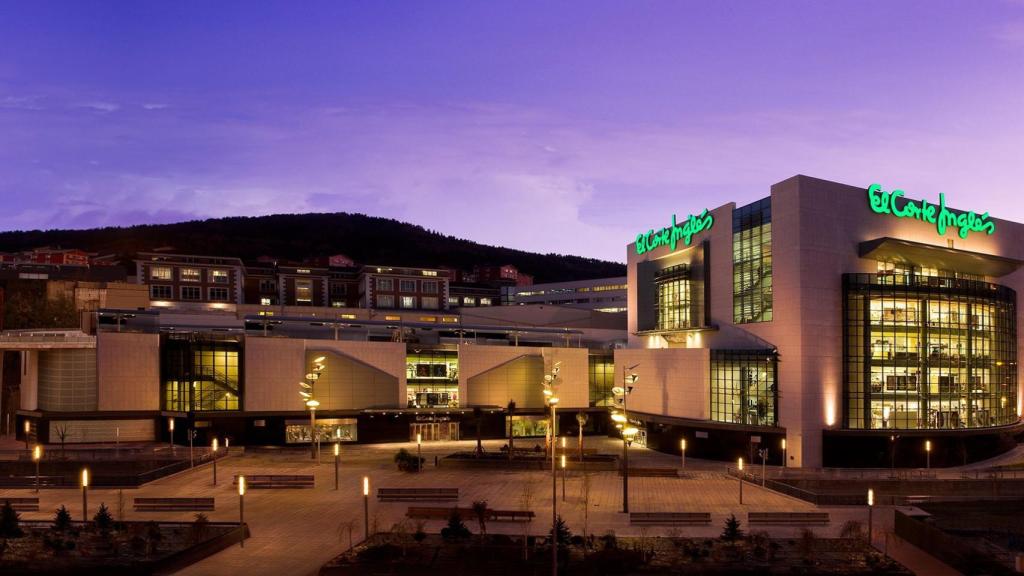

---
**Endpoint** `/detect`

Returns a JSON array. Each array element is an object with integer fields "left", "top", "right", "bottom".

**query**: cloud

[
  {"left": 0, "top": 96, "right": 44, "bottom": 110},
  {"left": 141, "top": 103, "right": 168, "bottom": 110},
  {"left": 76, "top": 101, "right": 120, "bottom": 113}
]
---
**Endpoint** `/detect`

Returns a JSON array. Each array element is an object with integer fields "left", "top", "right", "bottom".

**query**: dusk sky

[{"left": 2, "top": 1, "right": 1023, "bottom": 262}]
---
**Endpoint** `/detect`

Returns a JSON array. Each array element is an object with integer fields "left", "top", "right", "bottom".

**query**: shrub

[
  {"left": 440, "top": 509, "right": 471, "bottom": 540},
  {"left": 720, "top": 514, "right": 743, "bottom": 542},
  {"left": 840, "top": 519, "right": 864, "bottom": 540},
  {"left": 145, "top": 521, "right": 162, "bottom": 555},
  {"left": 0, "top": 501, "right": 24, "bottom": 538},
  {"left": 394, "top": 449, "right": 424, "bottom": 473},
  {"left": 52, "top": 505, "right": 73, "bottom": 532},
  {"left": 413, "top": 521, "right": 427, "bottom": 544},
  {"left": 600, "top": 531, "right": 618, "bottom": 550},
  {"left": 93, "top": 503, "right": 114, "bottom": 533}
]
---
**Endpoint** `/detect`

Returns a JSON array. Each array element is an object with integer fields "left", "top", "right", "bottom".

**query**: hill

[{"left": 0, "top": 213, "right": 625, "bottom": 283}]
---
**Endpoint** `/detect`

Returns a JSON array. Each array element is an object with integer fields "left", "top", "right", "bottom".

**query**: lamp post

[
  {"left": 782, "top": 438, "right": 787, "bottom": 469},
  {"left": 212, "top": 438, "right": 219, "bottom": 486},
  {"left": 738, "top": 458, "right": 744, "bottom": 504},
  {"left": 33, "top": 445, "right": 42, "bottom": 493},
  {"left": 300, "top": 356, "right": 327, "bottom": 461},
  {"left": 168, "top": 417, "right": 174, "bottom": 453},
  {"left": 363, "top": 476, "right": 370, "bottom": 539},
  {"left": 867, "top": 488, "right": 874, "bottom": 544},
  {"left": 925, "top": 440, "right": 931, "bottom": 470},
  {"left": 541, "top": 361, "right": 561, "bottom": 576},
  {"left": 238, "top": 475, "right": 246, "bottom": 548},
  {"left": 189, "top": 429, "right": 195, "bottom": 467},
  {"left": 680, "top": 438, "right": 687, "bottom": 470},
  {"left": 416, "top": 433, "right": 422, "bottom": 473},
  {"left": 334, "top": 442, "right": 340, "bottom": 490},
  {"left": 611, "top": 365, "right": 638, "bottom": 514},
  {"left": 81, "top": 468, "right": 89, "bottom": 522},
  {"left": 561, "top": 454, "right": 567, "bottom": 502},
  {"left": 23, "top": 420, "right": 30, "bottom": 452},
  {"left": 576, "top": 411, "right": 588, "bottom": 465},
  {"left": 890, "top": 434, "right": 899, "bottom": 475}
]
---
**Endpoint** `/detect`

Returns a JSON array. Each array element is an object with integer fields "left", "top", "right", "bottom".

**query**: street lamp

[
  {"left": 300, "top": 356, "right": 327, "bottom": 461},
  {"left": 612, "top": 365, "right": 638, "bottom": 513},
  {"left": 867, "top": 488, "right": 874, "bottom": 544},
  {"left": 362, "top": 476, "right": 370, "bottom": 539},
  {"left": 541, "top": 361, "right": 561, "bottom": 576},
  {"left": 680, "top": 438, "right": 687, "bottom": 470},
  {"left": 168, "top": 417, "right": 174, "bottom": 453},
  {"left": 212, "top": 438, "right": 219, "bottom": 486},
  {"left": 33, "top": 445, "right": 42, "bottom": 493},
  {"left": 23, "top": 420, "right": 30, "bottom": 452},
  {"left": 238, "top": 475, "right": 246, "bottom": 548},
  {"left": 81, "top": 468, "right": 89, "bottom": 522},
  {"left": 334, "top": 442, "right": 340, "bottom": 490},
  {"left": 576, "top": 411, "right": 588, "bottom": 470},
  {"left": 925, "top": 440, "right": 931, "bottom": 470},
  {"left": 561, "top": 454, "right": 567, "bottom": 502},
  {"left": 738, "top": 458, "right": 744, "bottom": 504},
  {"left": 416, "top": 433, "right": 422, "bottom": 473},
  {"left": 781, "top": 438, "right": 787, "bottom": 468}
]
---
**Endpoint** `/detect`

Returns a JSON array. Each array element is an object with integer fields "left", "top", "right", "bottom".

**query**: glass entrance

[{"left": 410, "top": 422, "right": 460, "bottom": 442}]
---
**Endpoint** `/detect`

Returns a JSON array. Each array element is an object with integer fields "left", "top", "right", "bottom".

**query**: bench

[
  {"left": 134, "top": 497, "right": 215, "bottom": 512},
  {"left": 406, "top": 506, "right": 534, "bottom": 522},
  {"left": 0, "top": 476, "right": 65, "bottom": 488},
  {"left": 619, "top": 467, "right": 679, "bottom": 478},
  {"left": 232, "top": 475, "right": 315, "bottom": 489},
  {"left": 378, "top": 488, "right": 458, "bottom": 502},
  {"left": 630, "top": 512, "right": 711, "bottom": 525},
  {"left": 748, "top": 512, "right": 830, "bottom": 525},
  {"left": 1, "top": 497, "right": 39, "bottom": 512}
]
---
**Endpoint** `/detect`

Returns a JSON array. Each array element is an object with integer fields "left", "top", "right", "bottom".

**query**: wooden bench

[
  {"left": 748, "top": 512, "right": 830, "bottom": 525},
  {"left": 630, "top": 512, "right": 711, "bottom": 525},
  {"left": 232, "top": 475, "right": 314, "bottom": 489},
  {"left": 406, "top": 506, "right": 534, "bottom": 522},
  {"left": 1, "top": 498, "right": 39, "bottom": 512},
  {"left": 134, "top": 497, "right": 215, "bottom": 512},
  {"left": 378, "top": 488, "right": 458, "bottom": 502},
  {"left": 619, "top": 467, "right": 679, "bottom": 478}
]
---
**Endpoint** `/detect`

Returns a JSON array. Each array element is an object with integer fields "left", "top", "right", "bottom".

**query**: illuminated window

[
  {"left": 378, "top": 294, "right": 395, "bottom": 308},
  {"left": 441, "top": 317, "right": 459, "bottom": 323},
  {"left": 422, "top": 270, "right": 438, "bottom": 277},
  {"left": 463, "top": 297, "right": 476, "bottom": 307},
  {"left": 710, "top": 350, "right": 778, "bottom": 427},
  {"left": 260, "top": 297, "right": 272, "bottom": 306},
  {"left": 419, "top": 316, "right": 437, "bottom": 322},
  {"left": 422, "top": 296, "right": 439, "bottom": 309},
  {"left": 385, "top": 315, "right": 401, "bottom": 321},
  {"left": 211, "top": 269, "right": 229, "bottom": 284},
  {"left": 401, "top": 296, "right": 416, "bottom": 309},
  {"left": 480, "top": 297, "right": 492, "bottom": 306},
  {"left": 151, "top": 266, "right": 172, "bottom": 280},
  {"left": 180, "top": 268, "right": 201, "bottom": 282},
  {"left": 162, "top": 336, "right": 240, "bottom": 412},
  {"left": 377, "top": 278, "right": 393, "bottom": 291},
  {"left": 181, "top": 286, "right": 201, "bottom": 300},
  {"left": 209, "top": 287, "right": 230, "bottom": 302},
  {"left": 400, "top": 280, "right": 416, "bottom": 292},
  {"left": 151, "top": 285, "right": 172, "bottom": 299},
  {"left": 340, "top": 314, "right": 357, "bottom": 319},
  {"left": 295, "top": 279, "right": 313, "bottom": 304},
  {"left": 733, "top": 198, "right": 773, "bottom": 324},
  {"left": 448, "top": 296, "right": 459, "bottom": 306}
]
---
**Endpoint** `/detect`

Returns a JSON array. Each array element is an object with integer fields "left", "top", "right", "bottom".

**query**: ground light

[
  {"left": 23, "top": 420, "right": 30, "bottom": 452},
  {"left": 80, "top": 468, "right": 89, "bottom": 522},
  {"left": 238, "top": 475, "right": 246, "bottom": 548},
  {"left": 782, "top": 438, "right": 787, "bottom": 468},
  {"left": 33, "top": 445, "right": 42, "bottom": 493},
  {"left": 738, "top": 458, "right": 744, "bottom": 504},
  {"left": 362, "top": 476, "right": 370, "bottom": 539},
  {"left": 680, "top": 438, "right": 686, "bottom": 470},
  {"left": 417, "top": 433, "right": 422, "bottom": 473},
  {"left": 168, "top": 417, "right": 175, "bottom": 453},
  {"left": 925, "top": 440, "right": 932, "bottom": 469},
  {"left": 334, "top": 442, "right": 340, "bottom": 490},
  {"left": 561, "top": 454, "right": 567, "bottom": 502},
  {"left": 212, "top": 438, "right": 219, "bottom": 486}
]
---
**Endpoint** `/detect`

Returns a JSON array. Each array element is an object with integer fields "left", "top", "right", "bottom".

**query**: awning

[{"left": 859, "top": 237, "right": 1024, "bottom": 277}]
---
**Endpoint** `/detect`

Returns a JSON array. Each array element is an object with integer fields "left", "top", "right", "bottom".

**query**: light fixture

[
  {"left": 313, "top": 356, "right": 326, "bottom": 364},
  {"left": 611, "top": 413, "right": 627, "bottom": 423}
]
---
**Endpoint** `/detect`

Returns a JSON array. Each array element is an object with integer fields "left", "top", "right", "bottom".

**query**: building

[
  {"left": 621, "top": 175, "right": 1023, "bottom": 467},
  {"left": 135, "top": 253, "right": 244, "bottom": 305},
  {"left": 359, "top": 265, "right": 450, "bottom": 311},
  {"left": 448, "top": 283, "right": 500, "bottom": 308},
  {"left": 502, "top": 276, "right": 628, "bottom": 312},
  {"left": 1, "top": 247, "right": 90, "bottom": 267}
]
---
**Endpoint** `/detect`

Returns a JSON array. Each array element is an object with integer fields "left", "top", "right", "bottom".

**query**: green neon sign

[
  {"left": 867, "top": 184, "right": 995, "bottom": 239},
  {"left": 635, "top": 209, "right": 714, "bottom": 255}
]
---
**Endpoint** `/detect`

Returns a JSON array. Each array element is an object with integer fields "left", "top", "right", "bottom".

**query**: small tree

[
  {"left": 52, "top": 505, "right": 73, "bottom": 532},
  {"left": 549, "top": 515, "right": 572, "bottom": 546},
  {"left": 93, "top": 503, "right": 114, "bottom": 534},
  {"left": 55, "top": 424, "right": 69, "bottom": 459},
  {"left": 394, "top": 448, "right": 423, "bottom": 472},
  {"left": 471, "top": 500, "right": 489, "bottom": 538},
  {"left": 440, "top": 509, "right": 471, "bottom": 541},
  {"left": 720, "top": 514, "right": 743, "bottom": 542},
  {"left": 0, "top": 501, "right": 23, "bottom": 538}
]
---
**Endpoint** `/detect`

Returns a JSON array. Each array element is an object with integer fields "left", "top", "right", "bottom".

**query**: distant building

[
  {"left": 134, "top": 252, "right": 244, "bottom": 305},
  {"left": 502, "top": 276, "right": 627, "bottom": 312},
  {"left": 1, "top": 247, "right": 90, "bottom": 267},
  {"left": 448, "top": 283, "right": 500, "bottom": 308},
  {"left": 359, "top": 265, "right": 450, "bottom": 310}
]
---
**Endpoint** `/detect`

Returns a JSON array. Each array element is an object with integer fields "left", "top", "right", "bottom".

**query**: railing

[{"left": 728, "top": 467, "right": 871, "bottom": 506}]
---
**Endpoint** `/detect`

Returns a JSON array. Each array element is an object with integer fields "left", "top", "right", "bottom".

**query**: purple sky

[{"left": 2, "top": 1, "right": 1024, "bottom": 262}]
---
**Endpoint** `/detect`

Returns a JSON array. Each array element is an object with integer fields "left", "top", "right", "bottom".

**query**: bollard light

[
  {"left": 239, "top": 475, "right": 246, "bottom": 496},
  {"left": 363, "top": 476, "right": 369, "bottom": 497}
]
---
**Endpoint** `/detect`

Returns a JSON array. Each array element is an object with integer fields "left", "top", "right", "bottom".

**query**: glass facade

[
  {"left": 655, "top": 264, "right": 702, "bottom": 330},
  {"left": 162, "top": 335, "right": 241, "bottom": 411},
  {"left": 285, "top": 418, "right": 358, "bottom": 444},
  {"left": 733, "top": 197, "right": 773, "bottom": 323},
  {"left": 843, "top": 272, "right": 1017, "bottom": 430},
  {"left": 710, "top": 349, "right": 778, "bottom": 427},
  {"left": 406, "top": 349, "right": 459, "bottom": 408},
  {"left": 588, "top": 353, "right": 615, "bottom": 407}
]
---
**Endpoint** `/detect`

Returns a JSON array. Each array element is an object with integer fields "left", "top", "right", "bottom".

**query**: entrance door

[{"left": 410, "top": 422, "right": 460, "bottom": 442}]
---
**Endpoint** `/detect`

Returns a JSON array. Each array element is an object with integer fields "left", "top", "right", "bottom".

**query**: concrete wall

[
  {"left": 18, "top": 350, "right": 38, "bottom": 411},
  {"left": 50, "top": 418, "right": 154, "bottom": 443},
  {"left": 38, "top": 349, "right": 97, "bottom": 411},
  {"left": 97, "top": 332, "right": 160, "bottom": 411},
  {"left": 614, "top": 348, "right": 709, "bottom": 420},
  {"left": 459, "top": 345, "right": 588, "bottom": 410}
]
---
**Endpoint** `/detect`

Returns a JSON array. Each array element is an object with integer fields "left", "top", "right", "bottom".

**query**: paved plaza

[{"left": 0, "top": 437, "right": 974, "bottom": 575}]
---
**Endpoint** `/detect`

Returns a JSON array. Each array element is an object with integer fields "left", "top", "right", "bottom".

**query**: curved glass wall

[
  {"left": 843, "top": 273, "right": 1017, "bottom": 430},
  {"left": 710, "top": 349, "right": 778, "bottom": 427}
]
